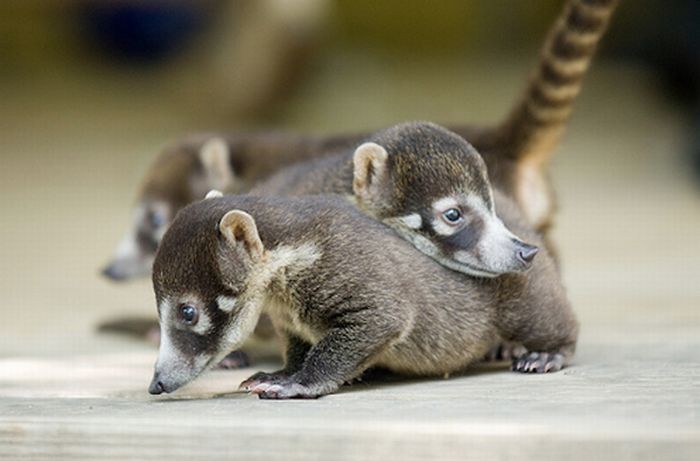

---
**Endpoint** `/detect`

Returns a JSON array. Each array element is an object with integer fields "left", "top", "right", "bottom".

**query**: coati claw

[
  {"left": 216, "top": 350, "right": 251, "bottom": 370},
  {"left": 239, "top": 370, "right": 290, "bottom": 391},
  {"left": 257, "top": 382, "right": 321, "bottom": 400},
  {"left": 241, "top": 371, "right": 328, "bottom": 399},
  {"left": 250, "top": 382, "right": 273, "bottom": 394},
  {"left": 511, "top": 352, "right": 565, "bottom": 373}
]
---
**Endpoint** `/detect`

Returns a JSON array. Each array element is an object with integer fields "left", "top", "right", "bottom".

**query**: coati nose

[
  {"left": 516, "top": 244, "right": 539, "bottom": 265},
  {"left": 148, "top": 378, "right": 165, "bottom": 395},
  {"left": 101, "top": 263, "right": 127, "bottom": 282}
]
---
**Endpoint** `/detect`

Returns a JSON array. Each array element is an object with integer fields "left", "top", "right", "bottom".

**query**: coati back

[
  {"left": 103, "top": 0, "right": 618, "bottom": 282},
  {"left": 149, "top": 194, "right": 577, "bottom": 398}
]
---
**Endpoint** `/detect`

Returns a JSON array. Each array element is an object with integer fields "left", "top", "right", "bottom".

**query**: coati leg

[
  {"left": 239, "top": 334, "right": 311, "bottom": 391},
  {"left": 251, "top": 318, "right": 404, "bottom": 399}
]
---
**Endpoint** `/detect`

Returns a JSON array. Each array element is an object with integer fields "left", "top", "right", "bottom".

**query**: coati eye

[
  {"left": 179, "top": 305, "right": 199, "bottom": 325},
  {"left": 442, "top": 208, "right": 463, "bottom": 224}
]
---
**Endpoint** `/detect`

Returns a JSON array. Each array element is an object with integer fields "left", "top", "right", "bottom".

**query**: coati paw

[
  {"left": 238, "top": 370, "right": 290, "bottom": 391},
  {"left": 216, "top": 350, "right": 251, "bottom": 370},
  {"left": 483, "top": 342, "right": 528, "bottom": 362},
  {"left": 511, "top": 352, "right": 565, "bottom": 373},
  {"left": 255, "top": 381, "right": 323, "bottom": 400}
]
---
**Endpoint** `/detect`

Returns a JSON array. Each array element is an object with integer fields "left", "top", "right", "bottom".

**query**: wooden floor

[{"left": 1, "top": 56, "right": 699, "bottom": 460}]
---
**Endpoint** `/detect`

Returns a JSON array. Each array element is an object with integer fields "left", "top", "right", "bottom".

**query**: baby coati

[
  {"left": 253, "top": 122, "right": 539, "bottom": 277},
  {"left": 103, "top": 132, "right": 363, "bottom": 281},
  {"left": 148, "top": 194, "right": 577, "bottom": 398},
  {"left": 104, "top": 0, "right": 619, "bottom": 282}
]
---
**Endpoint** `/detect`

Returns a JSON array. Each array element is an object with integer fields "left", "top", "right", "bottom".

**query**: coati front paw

[
  {"left": 483, "top": 342, "right": 527, "bottom": 362},
  {"left": 256, "top": 381, "right": 322, "bottom": 400},
  {"left": 512, "top": 352, "right": 565, "bottom": 373},
  {"left": 238, "top": 370, "right": 290, "bottom": 392},
  {"left": 216, "top": 350, "right": 251, "bottom": 370},
  {"left": 243, "top": 373, "right": 338, "bottom": 399}
]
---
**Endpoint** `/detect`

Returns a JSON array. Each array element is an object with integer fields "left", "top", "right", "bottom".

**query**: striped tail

[{"left": 499, "top": 0, "right": 620, "bottom": 164}]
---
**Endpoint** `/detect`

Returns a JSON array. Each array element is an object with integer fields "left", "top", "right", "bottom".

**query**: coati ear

[
  {"left": 352, "top": 142, "right": 389, "bottom": 203},
  {"left": 200, "top": 137, "right": 234, "bottom": 189},
  {"left": 205, "top": 189, "right": 223, "bottom": 199},
  {"left": 219, "top": 210, "right": 264, "bottom": 262}
]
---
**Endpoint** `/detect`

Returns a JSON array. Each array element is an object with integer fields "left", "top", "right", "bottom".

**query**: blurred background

[{"left": 1, "top": 0, "right": 699, "bottom": 361}]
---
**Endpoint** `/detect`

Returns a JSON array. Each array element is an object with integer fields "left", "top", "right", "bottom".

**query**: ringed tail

[{"left": 499, "top": 0, "right": 620, "bottom": 164}]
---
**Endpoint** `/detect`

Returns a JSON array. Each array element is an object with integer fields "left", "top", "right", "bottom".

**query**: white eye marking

[
  {"left": 432, "top": 196, "right": 459, "bottom": 212},
  {"left": 205, "top": 189, "right": 223, "bottom": 199},
  {"left": 464, "top": 195, "right": 492, "bottom": 218},
  {"left": 398, "top": 213, "right": 422, "bottom": 229},
  {"left": 190, "top": 308, "right": 212, "bottom": 335},
  {"left": 217, "top": 295, "right": 238, "bottom": 313}
]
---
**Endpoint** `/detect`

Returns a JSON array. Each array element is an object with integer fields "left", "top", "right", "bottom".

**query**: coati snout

[
  {"left": 149, "top": 205, "right": 265, "bottom": 394},
  {"left": 352, "top": 123, "right": 538, "bottom": 277}
]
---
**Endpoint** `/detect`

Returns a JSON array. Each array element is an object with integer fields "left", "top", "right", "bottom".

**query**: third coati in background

[{"left": 103, "top": 0, "right": 619, "bottom": 281}]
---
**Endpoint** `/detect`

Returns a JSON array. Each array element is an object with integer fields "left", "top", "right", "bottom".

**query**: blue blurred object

[{"left": 80, "top": 3, "right": 211, "bottom": 63}]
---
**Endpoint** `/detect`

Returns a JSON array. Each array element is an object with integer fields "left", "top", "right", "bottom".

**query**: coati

[
  {"left": 103, "top": 132, "right": 363, "bottom": 281},
  {"left": 148, "top": 194, "right": 577, "bottom": 398},
  {"left": 103, "top": 0, "right": 619, "bottom": 281},
  {"left": 253, "top": 122, "right": 540, "bottom": 277}
]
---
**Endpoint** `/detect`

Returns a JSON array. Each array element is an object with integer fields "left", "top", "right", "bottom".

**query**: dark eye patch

[{"left": 438, "top": 215, "right": 484, "bottom": 252}]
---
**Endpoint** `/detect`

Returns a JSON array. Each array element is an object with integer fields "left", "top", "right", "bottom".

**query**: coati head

[
  {"left": 102, "top": 137, "right": 236, "bottom": 281},
  {"left": 148, "top": 192, "right": 265, "bottom": 394},
  {"left": 353, "top": 122, "right": 538, "bottom": 277}
]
